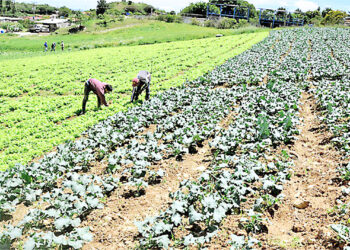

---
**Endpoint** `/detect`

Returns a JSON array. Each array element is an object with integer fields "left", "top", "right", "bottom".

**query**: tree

[
  {"left": 305, "top": 9, "right": 320, "bottom": 23},
  {"left": 59, "top": 6, "right": 72, "bottom": 17},
  {"left": 96, "top": 0, "right": 108, "bottom": 15},
  {"left": 276, "top": 7, "right": 286, "bottom": 19},
  {"left": 322, "top": 7, "right": 332, "bottom": 18},
  {"left": 322, "top": 10, "right": 347, "bottom": 25},
  {"left": 5, "top": 0, "right": 11, "bottom": 11},
  {"left": 11, "top": 0, "right": 15, "bottom": 14},
  {"left": 181, "top": 2, "right": 208, "bottom": 16}
]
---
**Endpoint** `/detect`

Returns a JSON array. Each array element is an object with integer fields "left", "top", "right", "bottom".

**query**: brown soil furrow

[
  {"left": 82, "top": 140, "right": 213, "bottom": 249},
  {"left": 264, "top": 92, "right": 344, "bottom": 249}
]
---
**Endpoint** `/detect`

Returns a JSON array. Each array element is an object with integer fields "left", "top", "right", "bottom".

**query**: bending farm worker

[
  {"left": 82, "top": 78, "right": 113, "bottom": 114},
  {"left": 131, "top": 70, "right": 151, "bottom": 102}
]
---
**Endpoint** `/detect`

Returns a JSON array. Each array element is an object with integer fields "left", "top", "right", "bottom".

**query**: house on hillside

[
  {"left": 36, "top": 18, "right": 70, "bottom": 32},
  {"left": 345, "top": 16, "right": 350, "bottom": 26},
  {"left": 0, "top": 17, "right": 23, "bottom": 23}
]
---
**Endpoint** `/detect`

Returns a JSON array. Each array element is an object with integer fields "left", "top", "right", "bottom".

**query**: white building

[{"left": 36, "top": 19, "right": 70, "bottom": 31}]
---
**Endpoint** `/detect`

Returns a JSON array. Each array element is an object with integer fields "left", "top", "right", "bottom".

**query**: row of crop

[
  {"left": 186, "top": 29, "right": 299, "bottom": 88},
  {"left": 0, "top": 87, "right": 243, "bottom": 249},
  {"left": 304, "top": 28, "right": 350, "bottom": 246},
  {"left": 134, "top": 27, "right": 350, "bottom": 249},
  {"left": 135, "top": 79, "right": 301, "bottom": 248},
  {"left": 0, "top": 33, "right": 260, "bottom": 98}
]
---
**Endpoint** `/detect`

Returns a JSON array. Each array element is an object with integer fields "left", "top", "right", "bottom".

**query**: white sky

[{"left": 20, "top": 0, "right": 350, "bottom": 12}]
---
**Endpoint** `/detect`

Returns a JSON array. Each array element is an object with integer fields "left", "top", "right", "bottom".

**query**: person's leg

[
  {"left": 82, "top": 83, "right": 90, "bottom": 113},
  {"left": 135, "top": 85, "right": 142, "bottom": 101},
  {"left": 97, "top": 96, "right": 101, "bottom": 108}
]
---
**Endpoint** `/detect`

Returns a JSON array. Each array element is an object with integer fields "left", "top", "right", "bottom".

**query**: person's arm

[{"left": 97, "top": 92, "right": 108, "bottom": 107}]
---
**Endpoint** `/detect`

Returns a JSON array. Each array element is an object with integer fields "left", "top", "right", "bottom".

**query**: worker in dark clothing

[
  {"left": 82, "top": 78, "right": 113, "bottom": 114},
  {"left": 44, "top": 41, "right": 48, "bottom": 52},
  {"left": 51, "top": 42, "right": 56, "bottom": 52},
  {"left": 61, "top": 41, "right": 64, "bottom": 51},
  {"left": 131, "top": 70, "right": 151, "bottom": 102}
]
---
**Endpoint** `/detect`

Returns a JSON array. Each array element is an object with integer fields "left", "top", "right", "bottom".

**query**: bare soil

[{"left": 261, "top": 92, "right": 344, "bottom": 249}]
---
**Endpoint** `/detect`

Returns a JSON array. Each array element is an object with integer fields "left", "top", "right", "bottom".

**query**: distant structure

[
  {"left": 36, "top": 19, "right": 70, "bottom": 32},
  {"left": 345, "top": 14, "right": 350, "bottom": 26},
  {"left": 259, "top": 8, "right": 305, "bottom": 28},
  {"left": 0, "top": 17, "right": 23, "bottom": 23},
  {"left": 207, "top": 3, "right": 250, "bottom": 22}
]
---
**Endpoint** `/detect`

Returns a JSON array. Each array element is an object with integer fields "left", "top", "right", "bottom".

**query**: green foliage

[
  {"left": 191, "top": 18, "right": 202, "bottom": 26},
  {"left": 209, "top": 0, "right": 257, "bottom": 18},
  {"left": 305, "top": 9, "right": 321, "bottom": 23},
  {"left": 181, "top": 2, "right": 219, "bottom": 16},
  {"left": 96, "top": 0, "right": 108, "bottom": 15},
  {"left": 156, "top": 14, "right": 182, "bottom": 23},
  {"left": 204, "top": 19, "right": 216, "bottom": 27},
  {"left": 236, "top": 19, "right": 248, "bottom": 28},
  {"left": 217, "top": 17, "right": 237, "bottom": 29},
  {"left": 0, "top": 31, "right": 268, "bottom": 168},
  {"left": 0, "top": 21, "right": 23, "bottom": 32},
  {"left": 108, "top": 1, "right": 155, "bottom": 15},
  {"left": 322, "top": 10, "right": 347, "bottom": 25},
  {"left": 58, "top": 6, "right": 72, "bottom": 17},
  {"left": 322, "top": 7, "right": 332, "bottom": 18}
]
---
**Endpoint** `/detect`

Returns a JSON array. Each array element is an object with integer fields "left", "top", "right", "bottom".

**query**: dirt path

[{"left": 265, "top": 92, "right": 344, "bottom": 249}]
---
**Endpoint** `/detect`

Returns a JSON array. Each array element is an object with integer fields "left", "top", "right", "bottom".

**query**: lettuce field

[
  {"left": 1, "top": 27, "right": 350, "bottom": 249},
  {"left": 0, "top": 32, "right": 268, "bottom": 169}
]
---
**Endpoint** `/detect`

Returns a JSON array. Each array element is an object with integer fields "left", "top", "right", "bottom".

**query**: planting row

[
  {"left": 136, "top": 79, "right": 301, "bottom": 248},
  {"left": 1, "top": 87, "right": 243, "bottom": 249}
]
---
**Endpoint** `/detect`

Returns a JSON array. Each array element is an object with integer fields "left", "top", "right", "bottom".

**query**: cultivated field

[
  {"left": 0, "top": 32, "right": 268, "bottom": 169},
  {"left": 1, "top": 27, "right": 350, "bottom": 249}
]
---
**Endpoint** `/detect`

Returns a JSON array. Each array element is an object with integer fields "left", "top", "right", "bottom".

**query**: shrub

[
  {"left": 191, "top": 18, "right": 202, "bottom": 26},
  {"left": 1, "top": 22, "right": 23, "bottom": 32},
  {"left": 156, "top": 14, "right": 182, "bottom": 23},
  {"left": 204, "top": 19, "right": 217, "bottom": 28},
  {"left": 217, "top": 18, "right": 237, "bottom": 29},
  {"left": 236, "top": 19, "right": 249, "bottom": 29}
]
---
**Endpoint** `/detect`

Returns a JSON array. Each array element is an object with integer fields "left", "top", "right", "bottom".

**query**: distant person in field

[
  {"left": 44, "top": 41, "right": 48, "bottom": 52},
  {"left": 131, "top": 70, "right": 151, "bottom": 102},
  {"left": 61, "top": 41, "right": 64, "bottom": 51},
  {"left": 51, "top": 42, "right": 56, "bottom": 52},
  {"left": 82, "top": 78, "right": 113, "bottom": 114}
]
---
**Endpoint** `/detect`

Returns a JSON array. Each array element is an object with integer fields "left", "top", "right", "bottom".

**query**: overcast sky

[{"left": 20, "top": 0, "right": 350, "bottom": 12}]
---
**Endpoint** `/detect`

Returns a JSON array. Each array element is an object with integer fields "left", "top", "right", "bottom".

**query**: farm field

[
  {"left": 1, "top": 27, "right": 350, "bottom": 249},
  {"left": 0, "top": 20, "right": 265, "bottom": 61},
  {"left": 0, "top": 31, "right": 269, "bottom": 169}
]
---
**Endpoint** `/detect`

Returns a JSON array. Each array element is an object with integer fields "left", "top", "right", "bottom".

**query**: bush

[
  {"left": 191, "top": 18, "right": 202, "bottom": 26},
  {"left": 236, "top": 19, "right": 249, "bottom": 29},
  {"left": 68, "top": 25, "right": 85, "bottom": 34},
  {"left": 204, "top": 19, "right": 217, "bottom": 28},
  {"left": 157, "top": 14, "right": 182, "bottom": 23},
  {"left": 217, "top": 18, "right": 237, "bottom": 29},
  {"left": 18, "top": 19, "right": 35, "bottom": 29},
  {"left": 1, "top": 22, "right": 23, "bottom": 32},
  {"left": 117, "top": 15, "right": 125, "bottom": 22}
]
